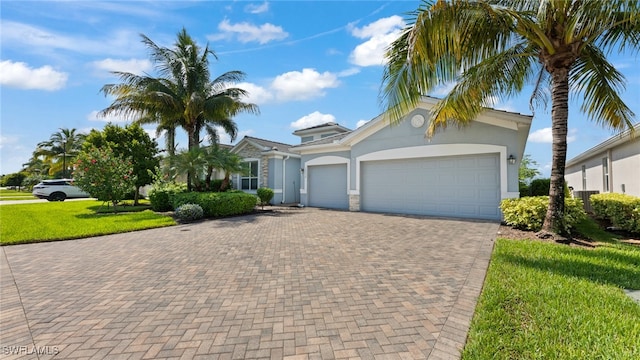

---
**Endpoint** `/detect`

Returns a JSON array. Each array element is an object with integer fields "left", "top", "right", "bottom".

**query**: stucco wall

[{"left": 566, "top": 139, "right": 640, "bottom": 196}]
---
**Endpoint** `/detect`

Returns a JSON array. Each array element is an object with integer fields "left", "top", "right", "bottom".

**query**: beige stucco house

[{"left": 565, "top": 123, "right": 640, "bottom": 197}]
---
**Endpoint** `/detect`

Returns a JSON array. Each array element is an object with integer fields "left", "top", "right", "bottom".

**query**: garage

[
  {"left": 360, "top": 154, "right": 501, "bottom": 220},
  {"left": 308, "top": 164, "right": 349, "bottom": 209}
]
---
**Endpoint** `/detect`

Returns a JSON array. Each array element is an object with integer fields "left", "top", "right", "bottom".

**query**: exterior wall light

[{"left": 508, "top": 154, "right": 517, "bottom": 165}]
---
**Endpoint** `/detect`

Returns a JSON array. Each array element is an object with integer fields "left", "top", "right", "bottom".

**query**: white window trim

[{"left": 239, "top": 158, "right": 260, "bottom": 192}]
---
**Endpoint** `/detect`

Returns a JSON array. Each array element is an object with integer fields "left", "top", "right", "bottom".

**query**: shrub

[
  {"left": 174, "top": 203, "right": 204, "bottom": 222},
  {"left": 209, "top": 179, "right": 233, "bottom": 192},
  {"left": 256, "top": 187, "right": 275, "bottom": 209},
  {"left": 529, "top": 178, "right": 551, "bottom": 196},
  {"left": 74, "top": 147, "right": 137, "bottom": 211},
  {"left": 500, "top": 196, "right": 586, "bottom": 233},
  {"left": 148, "top": 181, "right": 187, "bottom": 212},
  {"left": 591, "top": 193, "right": 640, "bottom": 233},
  {"left": 171, "top": 191, "right": 258, "bottom": 217}
]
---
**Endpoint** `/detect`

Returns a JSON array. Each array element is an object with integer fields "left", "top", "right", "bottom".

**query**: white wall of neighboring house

[{"left": 565, "top": 125, "right": 640, "bottom": 197}]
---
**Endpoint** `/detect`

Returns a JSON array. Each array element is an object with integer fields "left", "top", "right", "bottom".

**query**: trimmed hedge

[
  {"left": 171, "top": 191, "right": 258, "bottom": 217},
  {"left": 500, "top": 196, "right": 586, "bottom": 233},
  {"left": 591, "top": 193, "right": 640, "bottom": 234},
  {"left": 148, "top": 182, "right": 188, "bottom": 212}
]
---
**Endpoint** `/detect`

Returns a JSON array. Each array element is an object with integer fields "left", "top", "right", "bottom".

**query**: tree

[
  {"left": 2, "top": 172, "right": 27, "bottom": 190},
  {"left": 170, "top": 147, "right": 209, "bottom": 191},
  {"left": 35, "top": 128, "right": 86, "bottom": 177},
  {"left": 207, "top": 147, "right": 246, "bottom": 192},
  {"left": 74, "top": 147, "right": 136, "bottom": 212},
  {"left": 83, "top": 123, "right": 160, "bottom": 204},
  {"left": 519, "top": 154, "right": 541, "bottom": 185},
  {"left": 98, "top": 28, "right": 259, "bottom": 189},
  {"left": 382, "top": 0, "right": 638, "bottom": 236}
]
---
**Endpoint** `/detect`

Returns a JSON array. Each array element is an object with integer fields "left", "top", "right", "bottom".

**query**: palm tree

[
  {"left": 382, "top": 0, "right": 638, "bottom": 236},
  {"left": 35, "top": 128, "right": 86, "bottom": 177},
  {"left": 171, "top": 147, "right": 209, "bottom": 191},
  {"left": 208, "top": 147, "right": 246, "bottom": 192},
  {"left": 99, "top": 28, "right": 259, "bottom": 189}
]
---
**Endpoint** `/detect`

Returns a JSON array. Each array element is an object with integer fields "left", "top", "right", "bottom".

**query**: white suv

[{"left": 32, "top": 179, "right": 91, "bottom": 201}]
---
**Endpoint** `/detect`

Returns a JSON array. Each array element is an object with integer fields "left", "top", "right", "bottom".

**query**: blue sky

[{"left": 1, "top": 0, "right": 638, "bottom": 177}]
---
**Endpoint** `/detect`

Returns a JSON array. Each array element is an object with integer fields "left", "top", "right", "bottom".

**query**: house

[
  {"left": 565, "top": 123, "right": 640, "bottom": 197},
  {"left": 291, "top": 97, "right": 532, "bottom": 221},
  {"left": 230, "top": 136, "right": 301, "bottom": 204}
]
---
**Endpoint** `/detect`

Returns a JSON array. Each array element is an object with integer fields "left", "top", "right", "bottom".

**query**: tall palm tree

[
  {"left": 99, "top": 28, "right": 258, "bottom": 189},
  {"left": 35, "top": 128, "right": 86, "bottom": 177},
  {"left": 382, "top": 0, "right": 639, "bottom": 236}
]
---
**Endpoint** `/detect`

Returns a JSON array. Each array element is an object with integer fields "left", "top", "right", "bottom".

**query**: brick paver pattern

[{"left": 1, "top": 208, "right": 498, "bottom": 360}]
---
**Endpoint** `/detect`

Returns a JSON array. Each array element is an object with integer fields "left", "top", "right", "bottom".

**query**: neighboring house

[
  {"left": 291, "top": 96, "right": 532, "bottom": 221},
  {"left": 230, "top": 136, "right": 301, "bottom": 204},
  {"left": 565, "top": 123, "right": 640, "bottom": 197}
]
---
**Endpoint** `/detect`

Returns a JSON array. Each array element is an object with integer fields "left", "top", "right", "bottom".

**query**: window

[
  {"left": 320, "top": 133, "right": 336, "bottom": 138},
  {"left": 241, "top": 160, "right": 259, "bottom": 190},
  {"left": 602, "top": 157, "right": 609, "bottom": 192},
  {"left": 301, "top": 136, "right": 314, "bottom": 143},
  {"left": 581, "top": 165, "right": 587, "bottom": 190}
]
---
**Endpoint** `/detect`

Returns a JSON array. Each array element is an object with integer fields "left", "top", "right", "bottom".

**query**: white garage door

[
  {"left": 308, "top": 164, "right": 349, "bottom": 210},
  {"left": 361, "top": 154, "right": 500, "bottom": 220}
]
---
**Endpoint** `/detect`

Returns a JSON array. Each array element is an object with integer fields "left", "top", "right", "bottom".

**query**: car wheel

[{"left": 49, "top": 192, "right": 66, "bottom": 202}]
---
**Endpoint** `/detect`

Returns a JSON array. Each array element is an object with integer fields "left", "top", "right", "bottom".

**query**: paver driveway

[{"left": 1, "top": 208, "right": 498, "bottom": 360}]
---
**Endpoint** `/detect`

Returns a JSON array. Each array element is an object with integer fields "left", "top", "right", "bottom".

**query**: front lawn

[
  {"left": 0, "top": 200, "right": 176, "bottom": 245},
  {"left": 463, "top": 224, "right": 640, "bottom": 359},
  {"left": 0, "top": 188, "right": 36, "bottom": 201}
]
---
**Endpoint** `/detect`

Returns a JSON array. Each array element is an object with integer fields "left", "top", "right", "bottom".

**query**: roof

[
  {"left": 292, "top": 122, "right": 352, "bottom": 136},
  {"left": 567, "top": 123, "right": 639, "bottom": 166},
  {"left": 291, "top": 132, "right": 352, "bottom": 147},
  {"left": 233, "top": 135, "right": 297, "bottom": 154}
]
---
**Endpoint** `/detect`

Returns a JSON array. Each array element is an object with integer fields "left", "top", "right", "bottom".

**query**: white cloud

[
  {"left": 290, "top": 112, "right": 336, "bottom": 130},
  {"left": 272, "top": 68, "right": 339, "bottom": 101},
  {"left": 338, "top": 67, "right": 361, "bottom": 77},
  {"left": 429, "top": 82, "right": 456, "bottom": 97},
  {"left": 0, "top": 60, "right": 68, "bottom": 91},
  {"left": 1, "top": 21, "right": 143, "bottom": 57},
  {"left": 237, "top": 82, "right": 273, "bottom": 105},
  {"left": 87, "top": 110, "right": 132, "bottom": 123},
  {"left": 245, "top": 2, "right": 269, "bottom": 14},
  {"left": 356, "top": 119, "right": 369, "bottom": 128},
  {"left": 0, "top": 134, "right": 20, "bottom": 149},
  {"left": 92, "top": 58, "right": 153, "bottom": 76},
  {"left": 528, "top": 127, "right": 577, "bottom": 143},
  {"left": 348, "top": 16, "right": 405, "bottom": 67},
  {"left": 210, "top": 19, "right": 288, "bottom": 44}
]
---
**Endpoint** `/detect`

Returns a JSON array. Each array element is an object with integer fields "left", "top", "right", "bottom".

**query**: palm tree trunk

[{"left": 542, "top": 70, "right": 569, "bottom": 235}]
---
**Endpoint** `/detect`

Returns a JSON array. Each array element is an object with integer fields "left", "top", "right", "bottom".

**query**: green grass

[
  {"left": 0, "top": 200, "right": 176, "bottom": 245},
  {"left": 0, "top": 189, "right": 37, "bottom": 201},
  {"left": 463, "top": 222, "right": 640, "bottom": 359}
]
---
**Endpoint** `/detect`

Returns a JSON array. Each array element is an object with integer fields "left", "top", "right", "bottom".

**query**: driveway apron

[{"left": 1, "top": 208, "right": 498, "bottom": 360}]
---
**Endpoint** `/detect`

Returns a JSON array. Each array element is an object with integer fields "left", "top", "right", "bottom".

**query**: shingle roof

[{"left": 241, "top": 136, "right": 296, "bottom": 153}]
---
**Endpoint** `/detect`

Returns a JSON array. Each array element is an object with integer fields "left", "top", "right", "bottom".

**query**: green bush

[
  {"left": 174, "top": 203, "right": 204, "bottom": 222},
  {"left": 256, "top": 187, "right": 275, "bottom": 208},
  {"left": 208, "top": 179, "right": 234, "bottom": 192},
  {"left": 500, "top": 196, "right": 586, "bottom": 233},
  {"left": 171, "top": 191, "right": 257, "bottom": 217},
  {"left": 148, "top": 182, "right": 187, "bottom": 211},
  {"left": 591, "top": 193, "right": 640, "bottom": 233},
  {"left": 529, "top": 178, "right": 550, "bottom": 196}
]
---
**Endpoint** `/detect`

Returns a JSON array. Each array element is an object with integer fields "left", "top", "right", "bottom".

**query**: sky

[{"left": 1, "top": 0, "right": 639, "bottom": 177}]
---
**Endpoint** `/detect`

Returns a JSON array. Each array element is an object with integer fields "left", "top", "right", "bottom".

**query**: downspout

[{"left": 282, "top": 156, "right": 290, "bottom": 203}]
